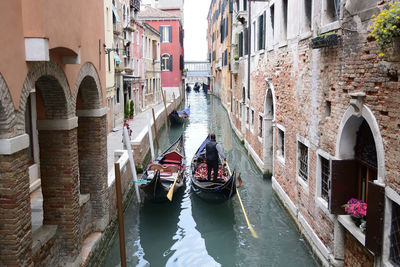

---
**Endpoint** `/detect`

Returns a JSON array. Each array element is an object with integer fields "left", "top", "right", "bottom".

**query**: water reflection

[{"left": 101, "top": 91, "right": 319, "bottom": 267}]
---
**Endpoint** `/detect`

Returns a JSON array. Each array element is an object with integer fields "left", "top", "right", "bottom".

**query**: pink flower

[{"left": 343, "top": 198, "right": 367, "bottom": 218}]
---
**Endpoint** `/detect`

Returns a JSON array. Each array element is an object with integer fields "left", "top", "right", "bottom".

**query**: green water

[{"left": 101, "top": 92, "right": 320, "bottom": 267}]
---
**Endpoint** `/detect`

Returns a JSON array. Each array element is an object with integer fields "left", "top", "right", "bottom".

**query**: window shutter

[
  {"left": 169, "top": 55, "right": 173, "bottom": 71},
  {"left": 243, "top": 0, "right": 247, "bottom": 11},
  {"left": 229, "top": 0, "right": 233, "bottom": 13},
  {"left": 238, "top": 32, "right": 243, "bottom": 57},
  {"left": 244, "top": 28, "right": 248, "bottom": 55},
  {"left": 168, "top": 26, "right": 172, "bottom": 42},
  {"left": 365, "top": 182, "right": 385, "bottom": 255},
  {"left": 263, "top": 11, "right": 266, "bottom": 49},
  {"left": 329, "top": 160, "right": 359, "bottom": 214},
  {"left": 159, "top": 26, "right": 164, "bottom": 42}
]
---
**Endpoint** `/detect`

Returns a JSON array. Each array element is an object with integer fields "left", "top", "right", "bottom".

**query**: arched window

[{"left": 161, "top": 54, "right": 172, "bottom": 71}]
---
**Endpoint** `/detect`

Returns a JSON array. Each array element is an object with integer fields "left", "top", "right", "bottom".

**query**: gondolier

[{"left": 206, "top": 133, "right": 226, "bottom": 181}]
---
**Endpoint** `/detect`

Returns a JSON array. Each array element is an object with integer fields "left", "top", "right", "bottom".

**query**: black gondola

[
  {"left": 186, "top": 84, "right": 191, "bottom": 92},
  {"left": 193, "top": 82, "right": 201, "bottom": 92},
  {"left": 139, "top": 135, "right": 185, "bottom": 202},
  {"left": 169, "top": 106, "right": 190, "bottom": 125},
  {"left": 190, "top": 137, "right": 237, "bottom": 203}
]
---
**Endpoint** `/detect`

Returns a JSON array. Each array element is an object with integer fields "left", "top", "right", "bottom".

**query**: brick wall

[
  {"left": 0, "top": 149, "right": 32, "bottom": 266},
  {"left": 78, "top": 115, "right": 108, "bottom": 222},
  {"left": 39, "top": 129, "right": 81, "bottom": 259},
  {"left": 344, "top": 231, "right": 373, "bottom": 267}
]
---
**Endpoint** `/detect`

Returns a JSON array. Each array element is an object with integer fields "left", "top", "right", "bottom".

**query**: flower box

[{"left": 310, "top": 34, "right": 339, "bottom": 49}]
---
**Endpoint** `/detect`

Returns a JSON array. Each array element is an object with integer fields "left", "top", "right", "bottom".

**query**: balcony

[{"left": 231, "top": 60, "right": 239, "bottom": 74}]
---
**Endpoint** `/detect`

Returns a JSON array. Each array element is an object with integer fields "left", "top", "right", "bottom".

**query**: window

[
  {"left": 282, "top": 0, "right": 288, "bottom": 41},
  {"left": 258, "top": 114, "right": 263, "bottom": 137},
  {"left": 161, "top": 54, "right": 172, "bottom": 71},
  {"left": 252, "top": 21, "right": 256, "bottom": 53},
  {"left": 277, "top": 128, "right": 285, "bottom": 159},
  {"left": 323, "top": 0, "right": 340, "bottom": 25},
  {"left": 298, "top": 141, "right": 308, "bottom": 181},
  {"left": 246, "top": 106, "right": 249, "bottom": 124},
  {"left": 160, "top": 26, "right": 172, "bottom": 43},
  {"left": 238, "top": 32, "right": 243, "bottom": 57},
  {"left": 258, "top": 12, "right": 266, "bottom": 50},
  {"left": 390, "top": 202, "right": 400, "bottom": 265},
  {"left": 180, "top": 55, "right": 184, "bottom": 71},
  {"left": 244, "top": 28, "right": 248, "bottom": 55},
  {"left": 303, "top": 0, "right": 312, "bottom": 32},
  {"left": 116, "top": 87, "right": 120, "bottom": 103},
  {"left": 320, "top": 156, "right": 330, "bottom": 202},
  {"left": 152, "top": 40, "right": 157, "bottom": 60},
  {"left": 243, "top": 0, "right": 247, "bottom": 11},
  {"left": 269, "top": 5, "right": 275, "bottom": 43},
  {"left": 251, "top": 109, "right": 255, "bottom": 126}
]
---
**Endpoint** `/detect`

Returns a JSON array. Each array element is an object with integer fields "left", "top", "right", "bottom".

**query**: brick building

[
  {"left": 138, "top": 4, "right": 185, "bottom": 101},
  {"left": 0, "top": 0, "right": 109, "bottom": 265},
  {"left": 207, "top": 0, "right": 233, "bottom": 100},
  {"left": 208, "top": 0, "right": 400, "bottom": 266}
]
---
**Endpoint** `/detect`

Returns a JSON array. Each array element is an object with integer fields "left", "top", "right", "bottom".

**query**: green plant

[
  {"left": 130, "top": 100, "right": 134, "bottom": 116},
  {"left": 233, "top": 55, "right": 239, "bottom": 60},
  {"left": 370, "top": 2, "right": 400, "bottom": 57},
  {"left": 124, "top": 101, "right": 130, "bottom": 118}
]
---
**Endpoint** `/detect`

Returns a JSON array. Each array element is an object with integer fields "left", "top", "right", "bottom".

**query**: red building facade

[{"left": 138, "top": 5, "right": 184, "bottom": 100}]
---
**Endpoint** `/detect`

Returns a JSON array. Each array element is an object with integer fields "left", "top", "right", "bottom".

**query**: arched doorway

[
  {"left": 263, "top": 80, "right": 275, "bottom": 176},
  {"left": 18, "top": 61, "right": 80, "bottom": 261},
  {"left": 331, "top": 104, "right": 386, "bottom": 259},
  {"left": 74, "top": 62, "right": 108, "bottom": 232}
]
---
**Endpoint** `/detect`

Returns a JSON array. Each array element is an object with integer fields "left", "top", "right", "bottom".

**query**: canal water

[{"left": 101, "top": 92, "right": 319, "bottom": 267}]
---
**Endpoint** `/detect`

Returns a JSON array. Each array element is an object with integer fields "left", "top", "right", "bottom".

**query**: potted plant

[
  {"left": 124, "top": 102, "right": 130, "bottom": 119},
  {"left": 129, "top": 100, "right": 134, "bottom": 119},
  {"left": 343, "top": 198, "right": 367, "bottom": 231},
  {"left": 233, "top": 55, "right": 239, "bottom": 61},
  {"left": 369, "top": 2, "right": 400, "bottom": 60},
  {"left": 310, "top": 33, "right": 339, "bottom": 49}
]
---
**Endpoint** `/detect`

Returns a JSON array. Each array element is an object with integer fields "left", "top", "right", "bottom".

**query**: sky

[{"left": 183, "top": 0, "right": 212, "bottom": 61}]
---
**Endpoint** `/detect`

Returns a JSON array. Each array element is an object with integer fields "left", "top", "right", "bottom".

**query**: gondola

[
  {"left": 139, "top": 135, "right": 185, "bottom": 202},
  {"left": 186, "top": 84, "right": 191, "bottom": 92},
  {"left": 190, "top": 137, "right": 237, "bottom": 203},
  {"left": 169, "top": 106, "right": 190, "bottom": 125},
  {"left": 193, "top": 82, "right": 201, "bottom": 92}
]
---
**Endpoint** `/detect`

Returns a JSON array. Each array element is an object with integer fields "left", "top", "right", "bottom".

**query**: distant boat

[
  {"left": 186, "top": 84, "right": 191, "bottom": 92},
  {"left": 169, "top": 105, "right": 190, "bottom": 125},
  {"left": 139, "top": 135, "right": 185, "bottom": 202},
  {"left": 193, "top": 82, "right": 201, "bottom": 92},
  {"left": 190, "top": 137, "right": 237, "bottom": 203}
]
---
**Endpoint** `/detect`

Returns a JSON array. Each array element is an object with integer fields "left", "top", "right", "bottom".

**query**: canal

[{"left": 101, "top": 92, "right": 319, "bottom": 266}]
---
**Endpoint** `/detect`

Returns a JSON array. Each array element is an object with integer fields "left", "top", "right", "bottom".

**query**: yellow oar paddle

[
  {"left": 225, "top": 161, "right": 258, "bottom": 239},
  {"left": 166, "top": 173, "right": 179, "bottom": 201}
]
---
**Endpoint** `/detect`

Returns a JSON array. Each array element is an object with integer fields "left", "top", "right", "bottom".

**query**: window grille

[
  {"left": 298, "top": 142, "right": 308, "bottom": 181},
  {"left": 258, "top": 115, "right": 263, "bottom": 137},
  {"left": 390, "top": 202, "right": 400, "bottom": 266},
  {"left": 320, "top": 156, "right": 330, "bottom": 202},
  {"left": 278, "top": 129, "right": 285, "bottom": 158}
]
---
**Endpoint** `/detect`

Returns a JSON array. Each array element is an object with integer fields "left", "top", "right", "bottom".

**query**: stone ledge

[
  {"left": 0, "top": 134, "right": 29, "bottom": 155},
  {"left": 77, "top": 108, "right": 107, "bottom": 118},
  {"left": 32, "top": 225, "right": 57, "bottom": 255},
  {"left": 37, "top": 117, "right": 78, "bottom": 131},
  {"left": 79, "top": 194, "right": 90, "bottom": 207}
]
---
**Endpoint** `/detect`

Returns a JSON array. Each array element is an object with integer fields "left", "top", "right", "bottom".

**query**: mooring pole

[
  {"left": 161, "top": 89, "right": 169, "bottom": 132},
  {"left": 114, "top": 162, "right": 127, "bottom": 267},
  {"left": 152, "top": 108, "right": 159, "bottom": 148},
  {"left": 147, "top": 112, "right": 155, "bottom": 161},
  {"left": 123, "top": 126, "right": 140, "bottom": 202}
]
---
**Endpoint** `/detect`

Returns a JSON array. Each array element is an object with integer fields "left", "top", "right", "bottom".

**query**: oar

[
  {"left": 225, "top": 161, "right": 258, "bottom": 239},
  {"left": 166, "top": 173, "right": 179, "bottom": 201}
]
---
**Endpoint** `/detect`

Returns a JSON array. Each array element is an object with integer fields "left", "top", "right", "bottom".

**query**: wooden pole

[
  {"left": 147, "top": 113, "right": 155, "bottom": 161},
  {"left": 152, "top": 108, "right": 159, "bottom": 148},
  {"left": 161, "top": 89, "right": 169, "bottom": 131},
  {"left": 114, "top": 162, "right": 127, "bottom": 267}
]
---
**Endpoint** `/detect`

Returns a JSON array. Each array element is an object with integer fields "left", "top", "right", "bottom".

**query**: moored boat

[
  {"left": 190, "top": 137, "right": 237, "bottom": 203},
  {"left": 169, "top": 106, "right": 190, "bottom": 125},
  {"left": 139, "top": 135, "right": 185, "bottom": 202}
]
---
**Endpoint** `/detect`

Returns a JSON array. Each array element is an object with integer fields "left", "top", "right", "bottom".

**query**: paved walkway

[{"left": 106, "top": 100, "right": 173, "bottom": 175}]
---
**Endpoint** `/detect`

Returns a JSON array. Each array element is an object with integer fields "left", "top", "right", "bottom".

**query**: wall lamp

[{"left": 104, "top": 44, "right": 119, "bottom": 54}]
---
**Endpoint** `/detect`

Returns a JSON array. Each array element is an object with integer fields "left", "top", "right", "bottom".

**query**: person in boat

[{"left": 205, "top": 133, "right": 226, "bottom": 181}]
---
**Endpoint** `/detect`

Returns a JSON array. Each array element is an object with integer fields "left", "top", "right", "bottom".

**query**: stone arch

[
  {"left": 336, "top": 105, "right": 385, "bottom": 183},
  {"left": 72, "top": 62, "right": 103, "bottom": 110},
  {"left": 262, "top": 78, "right": 276, "bottom": 175},
  {"left": 16, "top": 61, "right": 73, "bottom": 135},
  {"left": 0, "top": 74, "right": 16, "bottom": 138}
]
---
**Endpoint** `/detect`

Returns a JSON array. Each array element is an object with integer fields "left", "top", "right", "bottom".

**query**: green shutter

[{"left": 159, "top": 26, "right": 164, "bottom": 42}]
